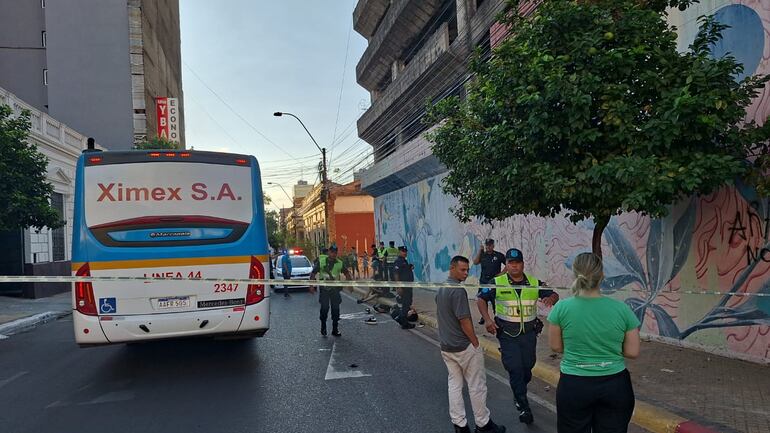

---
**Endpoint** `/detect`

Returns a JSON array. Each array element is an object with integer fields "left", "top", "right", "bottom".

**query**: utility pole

[{"left": 274, "top": 111, "right": 330, "bottom": 249}]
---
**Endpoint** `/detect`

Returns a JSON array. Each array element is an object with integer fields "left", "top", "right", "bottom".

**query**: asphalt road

[{"left": 0, "top": 290, "right": 558, "bottom": 433}]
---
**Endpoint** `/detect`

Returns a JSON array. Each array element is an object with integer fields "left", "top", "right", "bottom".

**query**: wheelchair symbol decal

[{"left": 99, "top": 297, "right": 116, "bottom": 314}]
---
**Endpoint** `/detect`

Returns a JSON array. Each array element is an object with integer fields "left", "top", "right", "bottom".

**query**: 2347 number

[{"left": 214, "top": 283, "right": 239, "bottom": 293}]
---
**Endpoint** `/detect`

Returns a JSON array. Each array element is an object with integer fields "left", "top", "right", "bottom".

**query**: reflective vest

[
  {"left": 385, "top": 247, "right": 399, "bottom": 264},
  {"left": 377, "top": 248, "right": 386, "bottom": 259},
  {"left": 318, "top": 256, "right": 343, "bottom": 280},
  {"left": 494, "top": 274, "right": 540, "bottom": 323}
]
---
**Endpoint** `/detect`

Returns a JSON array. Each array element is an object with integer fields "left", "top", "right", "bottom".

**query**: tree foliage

[
  {"left": 265, "top": 209, "right": 284, "bottom": 248},
  {"left": 133, "top": 136, "right": 180, "bottom": 150},
  {"left": 428, "top": 0, "right": 770, "bottom": 256},
  {"left": 0, "top": 105, "right": 63, "bottom": 230}
]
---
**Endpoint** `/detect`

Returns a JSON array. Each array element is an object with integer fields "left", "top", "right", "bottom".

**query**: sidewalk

[
  {"left": 0, "top": 292, "right": 71, "bottom": 336},
  {"left": 347, "top": 284, "right": 770, "bottom": 433}
]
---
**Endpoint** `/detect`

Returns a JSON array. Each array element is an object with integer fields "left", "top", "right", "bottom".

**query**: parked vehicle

[{"left": 273, "top": 254, "right": 313, "bottom": 289}]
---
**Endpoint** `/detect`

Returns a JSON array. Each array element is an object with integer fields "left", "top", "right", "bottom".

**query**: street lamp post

[
  {"left": 273, "top": 111, "right": 330, "bottom": 250},
  {"left": 267, "top": 182, "right": 298, "bottom": 242}
]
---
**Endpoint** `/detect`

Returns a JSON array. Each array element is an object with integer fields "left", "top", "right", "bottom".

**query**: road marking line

[
  {"left": 324, "top": 342, "right": 372, "bottom": 380},
  {"left": 0, "top": 371, "right": 28, "bottom": 389},
  {"left": 79, "top": 391, "right": 135, "bottom": 405},
  {"left": 409, "top": 329, "right": 557, "bottom": 413}
]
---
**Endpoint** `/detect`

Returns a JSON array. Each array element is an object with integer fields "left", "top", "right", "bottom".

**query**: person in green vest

[
  {"left": 384, "top": 240, "right": 399, "bottom": 281},
  {"left": 310, "top": 245, "right": 352, "bottom": 337},
  {"left": 476, "top": 248, "right": 559, "bottom": 426},
  {"left": 376, "top": 241, "right": 387, "bottom": 279}
]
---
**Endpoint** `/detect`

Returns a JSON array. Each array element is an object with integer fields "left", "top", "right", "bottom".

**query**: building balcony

[
  {"left": 356, "top": 0, "right": 445, "bottom": 92},
  {"left": 357, "top": 21, "right": 466, "bottom": 152},
  {"left": 353, "top": 0, "right": 391, "bottom": 39},
  {"left": 359, "top": 124, "right": 447, "bottom": 197}
]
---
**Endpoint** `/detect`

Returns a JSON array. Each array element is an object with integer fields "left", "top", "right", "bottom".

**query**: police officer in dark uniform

[
  {"left": 476, "top": 248, "right": 559, "bottom": 425},
  {"left": 473, "top": 238, "right": 505, "bottom": 325},
  {"left": 392, "top": 246, "right": 415, "bottom": 330},
  {"left": 310, "top": 245, "right": 352, "bottom": 337}
]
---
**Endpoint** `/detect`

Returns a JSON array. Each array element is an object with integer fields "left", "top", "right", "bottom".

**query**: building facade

[
  {"left": 286, "top": 180, "right": 314, "bottom": 241},
  {"left": 355, "top": 0, "right": 770, "bottom": 361},
  {"left": 0, "top": 0, "right": 184, "bottom": 150},
  {"left": 296, "top": 180, "right": 375, "bottom": 255},
  {"left": 0, "top": 86, "right": 88, "bottom": 297}
]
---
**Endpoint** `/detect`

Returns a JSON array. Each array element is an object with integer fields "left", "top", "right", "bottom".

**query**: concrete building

[
  {"left": 0, "top": 0, "right": 185, "bottom": 150},
  {"left": 0, "top": 86, "right": 90, "bottom": 297},
  {"left": 354, "top": 0, "right": 507, "bottom": 198},
  {"left": 286, "top": 180, "right": 314, "bottom": 241},
  {"left": 296, "top": 180, "right": 375, "bottom": 255},
  {"left": 354, "top": 0, "right": 770, "bottom": 362}
]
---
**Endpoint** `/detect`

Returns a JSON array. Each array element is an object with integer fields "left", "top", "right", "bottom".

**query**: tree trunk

[{"left": 592, "top": 215, "right": 610, "bottom": 258}]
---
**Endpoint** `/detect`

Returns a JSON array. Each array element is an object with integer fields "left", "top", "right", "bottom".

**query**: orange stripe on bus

[{"left": 71, "top": 255, "right": 269, "bottom": 271}]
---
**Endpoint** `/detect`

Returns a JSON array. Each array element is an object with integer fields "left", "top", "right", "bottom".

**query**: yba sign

[{"left": 156, "top": 97, "right": 180, "bottom": 143}]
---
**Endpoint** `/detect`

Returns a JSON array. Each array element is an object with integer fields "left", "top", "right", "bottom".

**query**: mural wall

[{"left": 374, "top": 1, "right": 770, "bottom": 361}]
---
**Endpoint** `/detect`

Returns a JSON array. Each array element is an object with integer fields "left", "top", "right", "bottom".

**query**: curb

[
  {"left": 0, "top": 311, "right": 70, "bottom": 337},
  {"left": 345, "top": 286, "right": 719, "bottom": 433}
]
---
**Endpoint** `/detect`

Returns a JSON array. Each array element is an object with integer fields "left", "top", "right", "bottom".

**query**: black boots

[
  {"left": 320, "top": 321, "right": 327, "bottom": 336},
  {"left": 331, "top": 322, "right": 341, "bottom": 337},
  {"left": 518, "top": 409, "right": 534, "bottom": 424},
  {"left": 516, "top": 398, "right": 534, "bottom": 424},
  {"left": 475, "top": 419, "right": 506, "bottom": 433},
  {"left": 453, "top": 420, "right": 505, "bottom": 433}
]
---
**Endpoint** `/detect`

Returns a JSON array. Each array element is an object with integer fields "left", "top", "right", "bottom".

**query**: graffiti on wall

[{"left": 374, "top": 1, "right": 770, "bottom": 360}]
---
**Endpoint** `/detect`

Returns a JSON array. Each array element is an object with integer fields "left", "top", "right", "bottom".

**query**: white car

[{"left": 273, "top": 255, "right": 313, "bottom": 290}]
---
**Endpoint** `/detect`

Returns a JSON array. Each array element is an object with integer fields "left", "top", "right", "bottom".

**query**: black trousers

[
  {"left": 496, "top": 320, "right": 538, "bottom": 408},
  {"left": 398, "top": 287, "right": 413, "bottom": 324},
  {"left": 282, "top": 271, "right": 291, "bottom": 293},
  {"left": 556, "top": 369, "right": 635, "bottom": 433},
  {"left": 319, "top": 288, "right": 342, "bottom": 325}
]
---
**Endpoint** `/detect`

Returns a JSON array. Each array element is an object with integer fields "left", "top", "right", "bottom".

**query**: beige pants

[{"left": 441, "top": 343, "right": 491, "bottom": 428}]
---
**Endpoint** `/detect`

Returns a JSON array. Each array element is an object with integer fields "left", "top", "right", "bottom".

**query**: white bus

[{"left": 71, "top": 150, "right": 271, "bottom": 346}]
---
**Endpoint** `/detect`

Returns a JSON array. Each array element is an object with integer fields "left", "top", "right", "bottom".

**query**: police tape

[{"left": 0, "top": 275, "right": 767, "bottom": 297}]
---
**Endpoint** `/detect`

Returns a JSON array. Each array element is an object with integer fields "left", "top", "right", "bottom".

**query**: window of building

[
  {"left": 41, "top": 31, "right": 46, "bottom": 47},
  {"left": 43, "top": 69, "right": 48, "bottom": 85},
  {"left": 51, "top": 192, "right": 66, "bottom": 261},
  {"left": 41, "top": 0, "right": 46, "bottom": 8}
]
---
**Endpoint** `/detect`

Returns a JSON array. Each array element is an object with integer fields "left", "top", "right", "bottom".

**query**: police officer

[
  {"left": 384, "top": 240, "right": 399, "bottom": 281},
  {"left": 310, "top": 245, "right": 352, "bottom": 337},
  {"left": 392, "top": 246, "right": 415, "bottom": 330},
  {"left": 473, "top": 238, "right": 505, "bottom": 325},
  {"left": 476, "top": 248, "right": 558, "bottom": 425}
]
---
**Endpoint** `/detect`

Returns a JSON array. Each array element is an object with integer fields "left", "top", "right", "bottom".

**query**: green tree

[
  {"left": 428, "top": 0, "right": 770, "bottom": 257},
  {"left": 0, "top": 105, "right": 63, "bottom": 230},
  {"left": 133, "top": 136, "right": 179, "bottom": 150},
  {"left": 265, "top": 209, "right": 285, "bottom": 249}
]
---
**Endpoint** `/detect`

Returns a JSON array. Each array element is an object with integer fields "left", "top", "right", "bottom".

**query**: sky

[{"left": 179, "top": 0, "right": 370, "bottom": 210}]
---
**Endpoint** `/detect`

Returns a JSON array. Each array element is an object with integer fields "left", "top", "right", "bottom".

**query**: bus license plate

[{"left": 156, "top": 297, "right": 190, "bottom": 309}]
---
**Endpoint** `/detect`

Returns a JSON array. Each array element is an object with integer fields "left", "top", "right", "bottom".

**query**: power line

[
  {"left": 330, "top": 16, "right": 354, "bottom": 149},
  {"left": 183, "top": 61, "right": 298, "bottom": 161}
]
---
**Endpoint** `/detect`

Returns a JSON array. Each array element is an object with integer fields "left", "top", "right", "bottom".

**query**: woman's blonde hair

[{"left": 571, "top": 252, "right": 604, "bottom": 295}]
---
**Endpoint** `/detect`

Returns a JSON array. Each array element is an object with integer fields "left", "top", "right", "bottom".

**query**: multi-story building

[
  {"left": 296, "top": 180, "right": 375, "bottom": 255},
  {"left": 354, "top": 0, "right": 770, "bottom": 363},
  {"left": 354, "top": 0, "right": 506, "bottom": 198},
  {"left": 0, "top": 86, "right": 89, "bottom": 297},
  {"left": 0, "top": 0, "right": 185, "bottom": 150},
  {"left": 286, "top": 180, "right": 314, "bottom": 241}
]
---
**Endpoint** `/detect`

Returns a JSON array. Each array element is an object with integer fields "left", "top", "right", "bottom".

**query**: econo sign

[{"left": 156, "top": 97, "right": 180, "bottom": 143}]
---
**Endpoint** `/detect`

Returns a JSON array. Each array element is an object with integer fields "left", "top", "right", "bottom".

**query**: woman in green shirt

[{"left": 547, "top": 252, "right": 640, "bottom": 433}]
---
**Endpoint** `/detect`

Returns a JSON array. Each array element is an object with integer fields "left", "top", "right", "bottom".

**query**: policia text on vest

[
  {"left": 476, "top": 247, "right": 559, "bottom": 426},
  {"left": 309, "top": 249, "right": 352, "bottom": 337}
]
